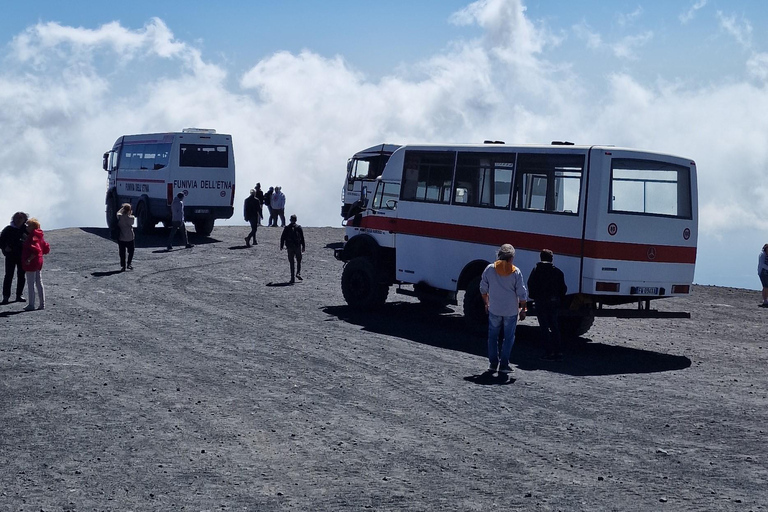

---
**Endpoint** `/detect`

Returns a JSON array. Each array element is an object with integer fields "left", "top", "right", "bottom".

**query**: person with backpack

[
  {"left": 21, "top": 217, "right": 50, "bottom": 311},
  {"left": 243, "top": 188, "right": 261, "bottom": 247},
  {"left": 279, "top": 214, "right": 305, "bottom": 284},
  {"left": 264, "top": 187, "right": 275, "bottom": 227}
]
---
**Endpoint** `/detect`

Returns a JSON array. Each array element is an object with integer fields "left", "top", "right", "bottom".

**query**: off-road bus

[
  {"left": 341, "top": 143, "right": 399, "bottom": 218},
  {"left": 335, "top": 142, "right": 698, "bottom": 337},
  {"left": 103, "top": 128, "right": 235, "bottom": 236}
]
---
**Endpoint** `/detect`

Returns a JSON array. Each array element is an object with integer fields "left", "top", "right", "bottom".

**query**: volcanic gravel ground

[{"left": 0, "top": 225, "right": 766, "bottom": 511}]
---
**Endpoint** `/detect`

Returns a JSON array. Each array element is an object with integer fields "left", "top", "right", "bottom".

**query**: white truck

[
  {"left": 335, "top": 142, "right": 698, "bottom": 337},
  {"left": 341, "top": 143, "right": 399, "bottom": 219},
  {"left": 103, "top": 129, "right": 235, "bottom": 236}
]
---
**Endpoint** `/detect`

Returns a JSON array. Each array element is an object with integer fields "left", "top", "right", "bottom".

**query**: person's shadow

[
  {"left": 266, "top": 281, "right": 294, "bottom": 287},
  {"left": 91, "top": 270, "right": 124, "bottom": 277},
  {"left": 464, "top": 371, "right": 516, "bottom": 386}
]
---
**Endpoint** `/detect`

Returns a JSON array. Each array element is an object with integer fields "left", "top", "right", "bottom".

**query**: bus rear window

[
  {"left": 180, "top": 144, "right": 229, "bottom": 168},
  {"left": 610, "top": 159, "right": 692, "bottom": 219}
]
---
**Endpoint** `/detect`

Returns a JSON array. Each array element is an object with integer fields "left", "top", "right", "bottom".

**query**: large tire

[
  {"left": 135, "top": 202, "right": 155, "bottom": 235},
  {"left": 462, "top": 276, "right": 487, "bottom": 331},
  {"left": 341, "top": 257, "right": 388, "bottom": 309},
  {"left": 559, "top": 313, "right": 595, "bottom": 340},
  {"left": 105, "top": 194, "right": 118, "bottom": 230},
  {"left": 193, "top": 218, "right": 215, "bottom": 237}
]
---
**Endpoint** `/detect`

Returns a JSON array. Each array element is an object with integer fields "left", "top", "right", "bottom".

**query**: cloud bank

[{"left": 1, "top": 0, "right": 767, "bottom": 288}]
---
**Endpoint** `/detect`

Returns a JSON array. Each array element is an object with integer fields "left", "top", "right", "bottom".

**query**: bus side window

[
  {"left": 400, "top": 151, "right": 454, "bottom": 204},
  {"left": 154, "top": 143, "right": 171, "bottom": 170},
  {"left": 514, "top": 153, "right": 584, "bottom": 214},
  {"left": 453, "top": 152, "right": 515, "bottom": 208}
]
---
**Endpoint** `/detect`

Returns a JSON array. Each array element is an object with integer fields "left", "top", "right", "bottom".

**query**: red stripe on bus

[{"left": 358, "top": 216, "right": 695, "bottom": 264}]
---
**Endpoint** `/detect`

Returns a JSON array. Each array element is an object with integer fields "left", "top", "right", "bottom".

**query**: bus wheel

[
  {"left": 136, "top": 203, "right": 155, "bottom": 234},
  {"left": 341, "top": 257, "right": 388, "bottom": 309},
  {"left": 462, "top": 276, "right": 488, "bottom": 331},
  {"left": 559, "top": 313, "right": 595, "bottom": 341},
  {"left": 193, "top": 219, "right": 215, "bottom": 237},
  {"left": 105, "top": 195, "right": 118, "bottom": 230}
]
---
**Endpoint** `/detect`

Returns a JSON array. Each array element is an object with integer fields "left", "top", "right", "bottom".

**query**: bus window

[
  {"left": 153, "top": 143, "right": 171, "bottom": 170},
  {"left": 122, "top": 144, "right": 144, "bottom": 170},
  {"left": 514, "top": 153, "right": 584, "bottom": 214},
  {"left": 401, "top": 151, "right": 455, "bottom": 204},
  {"left": 610, "top": 159, "right": 692, "bottom": 218},
  {"left": 372, "top": 182, "right": 401, "bottom": 210},
  {"left": 453, "top": 152, "right": 515, "bottom": 208},
  {"left": 180, "top": 144, "right": 229, "bottom": 168},
  {"left": 140, "top": 145, "right": 156, "bottom": 170}
]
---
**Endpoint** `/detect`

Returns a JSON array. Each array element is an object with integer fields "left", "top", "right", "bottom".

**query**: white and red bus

[
  {"left": 335, "top": 142, "right": 697, "bottom": 336},
  {"left": 341, "top": 143, "right": 399, "bottom": 218},
  {"left": 103, "top": 128, "right": 235, "bottom": 236}
]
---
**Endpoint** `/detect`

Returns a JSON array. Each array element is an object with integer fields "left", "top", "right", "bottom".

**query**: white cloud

[
  {"left": 2, "top": 0, "right": 768, "bottom": 288},
  {"left": 618, "top": 6, "right": 644, "bottom": 27},
  {"left": 611, "top": 31, "right": 653, "bottom": 59},
  {"left": 717, "top": 11, "right": 753, "bottom": 49},
  {"left": 680, "top": 0, "right": 708, "bottom": 24}
]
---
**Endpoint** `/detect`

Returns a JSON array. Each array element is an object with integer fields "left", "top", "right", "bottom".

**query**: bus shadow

[
  {"left": 322, "top": 303, "right": 691, "bottom": 377},
  {"left": 80, "top": 227, "right": 221, "bottom": 249}
]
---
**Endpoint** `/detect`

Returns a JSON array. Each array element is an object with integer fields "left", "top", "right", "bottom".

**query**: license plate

[
  {"left": 194, "top": 209, "right": 210, "bottom": 214},
  {"left": 631, "top": 286, "right": 659, "bottom": 295}
]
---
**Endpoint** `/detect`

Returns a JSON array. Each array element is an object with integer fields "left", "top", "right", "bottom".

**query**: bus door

[
  {"left": 346, "top": 179, "right": 400, "bottom": 250},
  {"left": 581, "top": 148, "right": 698, "bottom": 298}
]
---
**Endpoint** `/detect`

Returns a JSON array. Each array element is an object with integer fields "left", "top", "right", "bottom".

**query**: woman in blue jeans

[{"left": 479, "top": 244, "right": 528, "bottom": 373}]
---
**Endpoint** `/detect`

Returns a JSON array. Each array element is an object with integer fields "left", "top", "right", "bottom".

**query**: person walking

[
  {"left": 254, "top": 183, "right": 265, "bottom": 225},
  {"left": 1, "top": 211, "right": 29, "bottom": 304},
  {"left": 759, "top": 244, "right": 768, "bottom": 307},
  {"left": 167, "top": 193, "right": 193, "bottom": 251},
  {"left": 479, "top": 244, "right": 528, "bottom": 374},
  {"left": 527, "top": 249, "right": 567, "bottom": 360},
  {"left": 271, "top": 186, "right": 286, "bottom": 227},
  {"left": 280, "top": 214, "right": 305, "bottom": 284},
  {"left": 243, "top": 188, "right": 261, "bottom": 247},
  {"left": 21, "top": 218, "right": 49, "bottom": 311},
  {"left": 264, "top": 186, "right": 275, "bottom": 227},
  {"left": 116, "top": 203, "right": 136, "bottom": 271}
]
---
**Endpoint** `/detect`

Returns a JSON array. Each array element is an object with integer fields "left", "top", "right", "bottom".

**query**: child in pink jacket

[{"left": 21, "top": 218, "right": 50, "bottom": 311}]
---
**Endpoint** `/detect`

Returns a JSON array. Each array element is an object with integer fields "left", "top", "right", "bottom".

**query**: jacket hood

[{"left": 494, "top": 260, "right": 516, "bottom": 276}]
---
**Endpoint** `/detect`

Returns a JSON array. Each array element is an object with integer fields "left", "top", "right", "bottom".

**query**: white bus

[
  {"left": 335, "top": 142, "right": 698, "bottom": 337},
  {"left": 341, "top": 143, "right": 399, "bottom": 218},
  {"left": 103, "top": 129, "right": 235, "bottom": 236}
]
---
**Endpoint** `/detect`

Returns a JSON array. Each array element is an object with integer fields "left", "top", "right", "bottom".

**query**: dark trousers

[
  {"left": 118, "top": 240, "right": 135, "bottom": 269},
  {"left": 537, "top": 304, "right": 562, "bottom": 355},
  {"left": 271, "top": 209, "right": 285, "bottom": 227},
  {"left": 287, "top": 245, "right": 302, "bottom": 279},
  {"left": 266, "top": 206, "right": 275, "bottom": 226},
  {"left": 3, "top": 256, "right": 25, "bottom": 299},
  {"left": 245, "top": 220, "right": 259, "bottom": 243}
]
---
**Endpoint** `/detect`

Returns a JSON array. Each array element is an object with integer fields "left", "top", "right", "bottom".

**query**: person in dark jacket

[
  {"left": 263, "top": 187, "right": 275, "bottom": 227},
  {"left": 254, "top": 183, "right": 265, "bottom": 226},
  {"left": 243, "top": 188, "right": 261, "bottom": 247},
  {"left": 527, "top": 249, "right": 567, "bottom": 360},
  {"left": 279, "top": 214, "right": 305, "bottom": 284},
  {"left": 1, "top": 211, "right": 29, "bottom": 304}
]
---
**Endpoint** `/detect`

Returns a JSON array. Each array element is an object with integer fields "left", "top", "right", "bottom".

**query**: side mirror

[
  {"left": 102, "top": 152, "right": 109, "bottom": 171},
  {"left": 385, "top": 199, "right": 398, "bottom": 210}
]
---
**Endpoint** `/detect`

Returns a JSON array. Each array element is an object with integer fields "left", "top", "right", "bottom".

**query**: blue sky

[{"left": 2, "top": 0, "right": 768, "bottom": 290}]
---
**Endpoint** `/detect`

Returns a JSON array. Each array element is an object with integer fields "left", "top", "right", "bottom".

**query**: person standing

[
  {"left": 254, "top": 183, "right": 265, "bottom": 225},
  {"left": 264, "top": 186, "right": 275, "bottom": 227},
  {"left": 280, "top": 214, "right": 305, "bottom": 284},
  {"left": 271, "top": 186, "right": 286, "bottom": 227},
  {"left": 243, "top": 188, "right": 261, "bottom": 247},
  {"left": 21, "top": 218, "right": 49, "bottom": 311},
  {"left": 167, "top": 193, "right": 193, "bottom": 251},
  {"left": 759, "top": 244, "right": 768, "bottom": 307},
  {"left": 479, "top": 244, "right": 528, "bottom": 374},
  {"left": 1, "top": 211, "right": 29, "bottom": 304},
  {"left": 116, "top": 203, "right": 136, "bottom": 271},
  {"left": 527, "top": 249, "right": 567, "bottom": 360}
]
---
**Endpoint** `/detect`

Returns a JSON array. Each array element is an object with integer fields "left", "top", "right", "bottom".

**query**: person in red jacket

[{"left": 21, "top": 218, "right": 49, "bottom": 311}]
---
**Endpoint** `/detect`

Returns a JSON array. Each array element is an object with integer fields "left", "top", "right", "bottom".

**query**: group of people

[
  {"left": 480, "top": 243, "right": 567, "bottom": 374},
  {"left": 1, "top": 212, "right": 49, "bottom": 311},
  {"left": 243, "top": 184, "right": 288, "bottom": 248}
]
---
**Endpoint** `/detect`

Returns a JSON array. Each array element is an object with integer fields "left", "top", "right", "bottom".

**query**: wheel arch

[{"left": 457, "top": 259, "right": 491, "bottom": 291}]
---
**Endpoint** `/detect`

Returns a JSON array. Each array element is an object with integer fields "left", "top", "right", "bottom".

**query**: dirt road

[{"left": 1, "top": 226, "right": 765, "bottom": 511}]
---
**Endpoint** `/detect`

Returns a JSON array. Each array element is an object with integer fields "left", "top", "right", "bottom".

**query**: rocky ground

[{"left": 0, "top": 225, "right": 766, "bottom": 511}]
